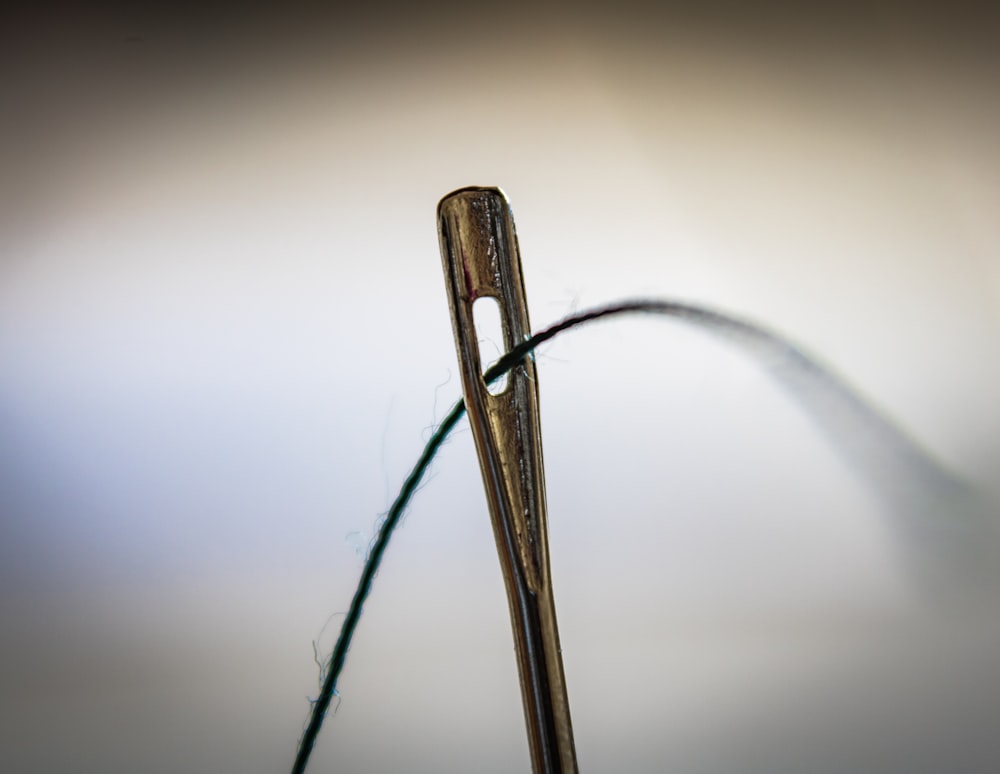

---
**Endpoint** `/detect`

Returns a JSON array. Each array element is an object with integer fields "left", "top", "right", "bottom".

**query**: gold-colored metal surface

[{"left": 437, "top": 187, "right": 578, "bottom": 774}]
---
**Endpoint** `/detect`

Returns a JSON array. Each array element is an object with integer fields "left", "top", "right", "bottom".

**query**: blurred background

[{"left": 2, "top": 2, "right": 999, "bottom": 772}]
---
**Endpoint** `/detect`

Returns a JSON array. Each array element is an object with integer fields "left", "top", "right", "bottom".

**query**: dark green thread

[{"left": 291, "top": 299, "right": 990, "bottom": 774}]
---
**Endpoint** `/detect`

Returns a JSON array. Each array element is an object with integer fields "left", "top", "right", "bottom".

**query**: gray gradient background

[{"left": 2, "top": 3, "right": 1000, "bottom": 772}]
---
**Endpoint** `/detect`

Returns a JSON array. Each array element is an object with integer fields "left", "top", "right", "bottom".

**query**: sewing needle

[{"left": 437, "top": 186, "right": 578, "bottom": 774}]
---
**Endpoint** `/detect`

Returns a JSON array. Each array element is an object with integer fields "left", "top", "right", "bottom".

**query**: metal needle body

[{"left": 437, "top": 187, "right": 578, "bottom": 774}]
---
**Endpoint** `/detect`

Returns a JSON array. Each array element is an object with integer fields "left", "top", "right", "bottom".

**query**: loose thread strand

[
  {"left": 291, "top": 299, "right": 991, "bottom": 774},
  {"left": 291, "top": 400, "right": 465, "bottom": 774}
]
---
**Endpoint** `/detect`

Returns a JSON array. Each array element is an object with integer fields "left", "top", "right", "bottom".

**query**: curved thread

[{"left": 291, "top": 299, "right": 992, "bottom": 774}]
